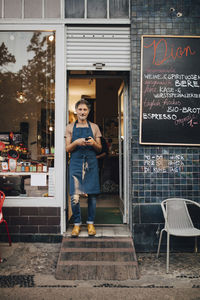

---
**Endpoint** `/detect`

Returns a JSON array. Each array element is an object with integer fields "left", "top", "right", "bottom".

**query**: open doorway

[{"left": 67, "top": 71, "right": 129, "bottom": 225}]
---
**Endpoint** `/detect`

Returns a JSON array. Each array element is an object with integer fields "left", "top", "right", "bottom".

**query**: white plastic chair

[{"left": 157, "top": 198, "right": 200, "bottom": 273}]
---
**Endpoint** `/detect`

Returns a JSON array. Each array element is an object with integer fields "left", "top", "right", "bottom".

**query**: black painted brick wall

[
  {"left": 0, "top": 207, "right": 61, "bottom": 242},
  {"left": 130, "top": 0, "right": 200, "bottom": 251}
]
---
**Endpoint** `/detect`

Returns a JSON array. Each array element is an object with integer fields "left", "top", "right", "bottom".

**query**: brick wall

[
  {"left": 130, "top": 0, "right": 200, "bottom": 251},
  {"left": 0, "top": 207, "right": 61, "bottom": 242}
]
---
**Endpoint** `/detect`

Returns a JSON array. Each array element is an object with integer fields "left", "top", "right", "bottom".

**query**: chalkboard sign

[{"left": 140, "top": 35, "right": 200, "bottom": 146}]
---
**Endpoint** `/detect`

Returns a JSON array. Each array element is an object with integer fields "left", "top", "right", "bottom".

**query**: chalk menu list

[{"left": 140, "top": 35, "right": 200, "bottom": 146}]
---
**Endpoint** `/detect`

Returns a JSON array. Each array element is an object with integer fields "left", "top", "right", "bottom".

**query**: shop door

[
  {"left": 118, "top": 80, "right": 129, "bottom": 223},
  {"left": 66, "top": 73, "right": 130, "bottom": 226}
]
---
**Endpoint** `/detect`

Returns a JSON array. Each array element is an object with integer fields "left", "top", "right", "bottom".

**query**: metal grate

[
  {"left": 66, "top": 26, "right": 130, "bottom": 71},
  {"left": 0, "top": 275, "right": 35, "bottom": 288}
]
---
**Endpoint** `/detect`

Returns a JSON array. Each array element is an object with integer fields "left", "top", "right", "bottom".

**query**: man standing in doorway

[{"left": 65, "top": 99, "right": 102, "bottom": 237}]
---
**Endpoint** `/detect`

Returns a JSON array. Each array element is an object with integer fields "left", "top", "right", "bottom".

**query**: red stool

[{"left": 0, "top": 191, "right": 12, "bottom": 247}]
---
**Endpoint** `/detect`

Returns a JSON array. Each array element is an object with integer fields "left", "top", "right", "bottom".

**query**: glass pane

[
  {"left": 65, "top": 0, "right": 84, "bottom": 18},
  {"left": 87, "top": 0, "right": 107, "bottom": 18},
  {"left": 24, "top": 0, "right": 42, "bottom": 19},
  {"left": 4, "top": 0, "right": 22, "bottom": 18},
  {"left": 110, "top": 0, "right": 129, "bottom": 18},
  {"left": 45, "top": 0, "right": 61, "bottom": 18},
  {"left": 0, "top": 31, "right": 55, "bottom": 197},
  {"left": 0, "top": 1, "right": 2, "bottom": 18}
]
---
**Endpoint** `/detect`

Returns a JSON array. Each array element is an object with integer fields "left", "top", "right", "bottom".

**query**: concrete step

[
  {"left": 55, "top": 237, "right": 139, "bottom": 280},
  {"left": 64, "top": 224, "right": 132, "bottom": 237}
]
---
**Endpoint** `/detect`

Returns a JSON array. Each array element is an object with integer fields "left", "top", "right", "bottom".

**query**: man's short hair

[{"left": 75, "top": 99, "right": 91, "bottom": 110}]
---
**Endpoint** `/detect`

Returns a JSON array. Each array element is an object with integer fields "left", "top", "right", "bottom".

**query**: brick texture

[{"left": 0, "top": 207, "right": 61, "bottom": 237}]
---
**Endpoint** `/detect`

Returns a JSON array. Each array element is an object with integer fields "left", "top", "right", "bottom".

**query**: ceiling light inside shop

[
  {"left": 35, "top": 95, "right": 43, "bottom": 103},
  {"left": 49, "top": 35, "right": 54, "bottom": 42},
  {"left": 16, "top": 92, "right": 27, "bottom": 104},
  {"left": 10, "top": 34, "right": 15, "bottom": 40}
]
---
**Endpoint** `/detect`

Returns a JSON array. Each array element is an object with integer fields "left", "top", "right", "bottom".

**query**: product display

[{"left": 0, "top": 143, "right": 50, "bottom": 174}]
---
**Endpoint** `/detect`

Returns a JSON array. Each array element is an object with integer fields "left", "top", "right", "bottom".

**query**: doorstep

[{"left": 64, "top": 224, "right": 132, "bottom": 238}]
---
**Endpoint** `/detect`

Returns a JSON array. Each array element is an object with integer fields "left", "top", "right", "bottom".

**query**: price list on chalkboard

[{"left": 140, "top": 35, "right": 200, "bottom": 146}]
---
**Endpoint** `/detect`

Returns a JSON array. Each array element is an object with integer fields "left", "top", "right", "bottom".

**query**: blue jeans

[{"left": 71, "top": 194, "right": 96, "bottom": 225}]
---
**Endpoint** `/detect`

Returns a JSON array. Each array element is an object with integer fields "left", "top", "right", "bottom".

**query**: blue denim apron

[{"left": 69, "top": 120, "right": 100, "bottom": 196}]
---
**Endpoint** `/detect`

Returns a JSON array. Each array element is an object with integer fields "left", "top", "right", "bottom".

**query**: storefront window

[
  {"left": 65, "top": 0, "right": 84, "bottom": 18},
  {"left": 0, "top": 31, "right": 55, "bottom": 197},
  {"left": 87, "top": 0, "right": 107, "bottom": 18},
  {"left": 109, "top": 0, "right": 129, "bottom": 18},
  {"left": 65, "top": 0, "right": 130, "bottom": 19}
]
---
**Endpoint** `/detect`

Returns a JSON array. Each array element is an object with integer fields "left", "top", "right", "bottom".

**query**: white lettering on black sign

[{"left": 140, "top": 36, "right": 200, "bottom": 145}]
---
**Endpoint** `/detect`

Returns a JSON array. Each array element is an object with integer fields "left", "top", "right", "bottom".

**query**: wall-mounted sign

[{"left": 140, "top": 35, "right": 200, "bottom": 146}]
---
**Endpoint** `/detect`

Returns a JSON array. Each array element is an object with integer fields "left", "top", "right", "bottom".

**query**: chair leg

[
  {"left": 156, "top": 229, "right": 164, "bottom": 258},
  {"left": 166, "top": 232, "right": 170, "bottom": 273},
  {"left": 3, "top": 220, "right": 12, "bottom": 246},
  {"left": 195, "top": 237, "right": 198, "bottom": 253}
]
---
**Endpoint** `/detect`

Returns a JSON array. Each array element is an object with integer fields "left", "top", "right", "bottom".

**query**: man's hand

[
  {"left": 76, "top": 138, "right": 88, "bottom": 146},
  {"left": 85, "top": 136, "right": 94, "bottom": 146}
]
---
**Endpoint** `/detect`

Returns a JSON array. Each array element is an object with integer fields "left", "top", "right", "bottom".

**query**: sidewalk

[{"left": 0, "top": 242, "right": 200, "bottom": 299}]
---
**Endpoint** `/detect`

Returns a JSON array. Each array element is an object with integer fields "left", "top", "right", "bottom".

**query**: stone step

[
  {"left": 55, "top": 237, "right": 139, "bottom": 280},
  {"left": 62, "top": 237, "right": 134, "bottom": 249},
  {"left": 60, "top": 249, "right": 135, "bottom": 262}
]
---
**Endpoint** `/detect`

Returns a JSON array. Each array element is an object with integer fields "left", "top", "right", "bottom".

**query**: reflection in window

[
  {"left": 65, "top": 0, "right": 130, "bottom": 19},
  {"left": 87, "top": 0, "right": 107, "bottom": 18},
  {"left": 0, "top": 31, "right": 55, "bottom": 197},
  {"left": 110, "top": 0, "right": 129, "bottom": 18},
  {"left": 65, "top": 0, "right": 84, "bottom": 18}
]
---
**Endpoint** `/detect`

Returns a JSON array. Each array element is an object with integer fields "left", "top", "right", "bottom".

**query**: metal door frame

[{"left": 118, "top": 80, "right": 129, "bottom": 224}]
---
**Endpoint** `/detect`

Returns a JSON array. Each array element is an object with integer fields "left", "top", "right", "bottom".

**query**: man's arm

[
  {"left": 66, "top": 136, "right": 87, "bottom": 153},
  {"left": 66, "top": 136, "right": 76, "bottom": 152},
  {"left": 65, "top": 124, "right": 79, "bottom": 153}
]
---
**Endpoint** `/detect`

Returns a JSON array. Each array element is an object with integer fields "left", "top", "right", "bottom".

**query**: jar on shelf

[
  {"left": 25, "top": 162, "right": 30, "bottom": 172},
  {"left": 43, "top": 165, "right": 47, "bottom": 172},
  {"left": 37, "top": 163, "right": 43, "bottom": 172},
  {"left": 50, "top": 146, "right": 55, "bottom": 154},
  {"left": 16, "top": 162, "right": 22, "bottom": 172},
  {"left": 45, "top": 147, "right": 49, "bottom": 155},
  {"left": 2, "top": 162, "right": 8, "bottom": 171}
]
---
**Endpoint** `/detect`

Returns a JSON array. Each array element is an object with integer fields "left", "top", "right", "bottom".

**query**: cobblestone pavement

[
  {"left": 0, "top": 243, "right": 200, "bottom": 299},
  {"left": 137, "top": 252, "right": 200, "bottom": 278},
  {"left": 0, "top": 243, "right": 60, "bottom": 276},
  {"left": 1, "top": 243, "right": 200, "bottom": 279}
]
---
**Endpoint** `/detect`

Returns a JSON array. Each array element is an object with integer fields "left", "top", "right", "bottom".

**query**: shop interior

[{"left": 67, "top": 71, "right": 126, "bottom": 224}]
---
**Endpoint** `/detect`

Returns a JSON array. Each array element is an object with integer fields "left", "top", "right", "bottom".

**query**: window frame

[
  {"left": 0, "top": 24, "right": 66, "bottom": 233},
  {"left": 0, "top": 0, "right": 130, "bottom": 24},
  {"left": 65, "top": 0, "right": 130, "bottom": 20}
]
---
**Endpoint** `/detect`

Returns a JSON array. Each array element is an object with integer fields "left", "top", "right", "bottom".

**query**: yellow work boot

[
  {"left": 88, "top": 224, "right": 96, "bottom": 236},
  {"left": 71, "top": 225, "right": 81, "bottom": 238}
]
